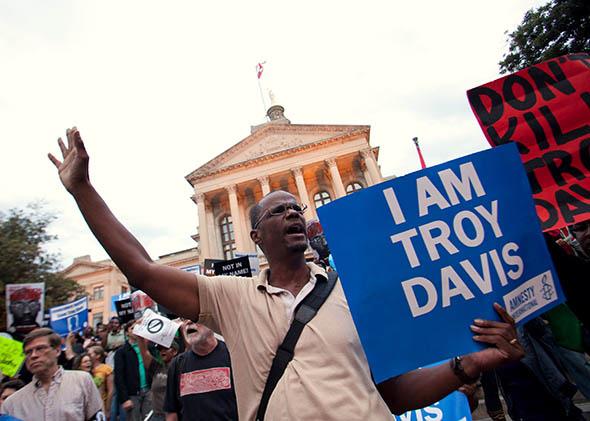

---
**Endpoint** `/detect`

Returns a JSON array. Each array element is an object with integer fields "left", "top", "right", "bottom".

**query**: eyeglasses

[
  {"left": 24, "top": 344, "right": 52, "bottom": 357},
  {"left": 253, "top": 202, "right": 307, "bottom": 229}
]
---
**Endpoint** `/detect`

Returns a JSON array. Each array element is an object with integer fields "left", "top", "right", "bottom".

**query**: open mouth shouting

[
  {"left": 285, "top": 222, "right": 306, "bottom": 239},
  {"left": 186, "top": 325, "right": 199, "bottom": 335}
]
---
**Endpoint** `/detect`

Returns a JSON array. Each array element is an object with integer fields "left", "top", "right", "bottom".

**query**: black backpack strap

[{"left": 256, "top": 270, "right": 338, "bottom": 421}]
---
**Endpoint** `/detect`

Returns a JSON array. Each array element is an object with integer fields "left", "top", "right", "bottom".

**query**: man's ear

[{"left": 250, "top": 229, "right": 261, "bottom": 246}]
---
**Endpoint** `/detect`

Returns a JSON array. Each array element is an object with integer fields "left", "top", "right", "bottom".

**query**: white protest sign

[{"left": 132, "top": 309, "right": 181, "bottom": 348}]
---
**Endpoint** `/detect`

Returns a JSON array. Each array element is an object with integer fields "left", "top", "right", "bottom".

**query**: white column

[
  {"left": 238, "top": 201, "right": 254, "bottom": 252},
  {"left": 325, "top": 158, "right": 346, "bottom": 198},
  {"left": 361, "top": 149, "right": 382, "bottom": 183},
  {"left": 226, "top": 185, "right": 246, "bottom": 252},
  {"left": 359, "top": 160, "right": 374, "bottom": 186},
  {"left": 258, "top": 176, "right": 271, "bottom": 196},
  {"left": 292, "top": 167, "right": 317, "bottom": 219},
  {"left": 205, "top": 206, "right": 220, "bottom": 258},
  {"left": 195, "top": 193, "right": 211, "bottom": 259}
]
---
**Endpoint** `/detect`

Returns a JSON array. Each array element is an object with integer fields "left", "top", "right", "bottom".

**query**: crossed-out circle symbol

[{"left": 147, "top": 318, "right": 164, "bottom": 334}]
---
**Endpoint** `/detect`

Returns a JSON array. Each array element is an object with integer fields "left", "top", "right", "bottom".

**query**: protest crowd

[{"left": 1, "top": 44, "right": 590, "bottom": 421}]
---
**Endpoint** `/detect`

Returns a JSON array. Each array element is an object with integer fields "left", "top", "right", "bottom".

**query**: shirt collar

[
  {"left": 256, "top": 262, "right": 328, "bottom": 294},
  {"left": 34, "top": 366, "right": 64, "bottom": 389}
]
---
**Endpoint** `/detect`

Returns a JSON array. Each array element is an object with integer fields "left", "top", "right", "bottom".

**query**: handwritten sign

[
  {"left": 0, "top": 337, "right": 25, "bottom": 377},
  {"left": 468, "top": 53, "right": 590, "bottom": 230},
  {"left": 318, "top": 144, "right": 564, "bottom": 382},
  {"left": 133, "top": 309, "right": 180, "bottom": 348}
]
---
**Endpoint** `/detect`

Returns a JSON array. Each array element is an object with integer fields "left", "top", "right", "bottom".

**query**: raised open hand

[
  {"left": 48, "top": 127, "right": 90, "bottom": 193},
  {"left": 467, "top": 302, "right": 525, "bottom": 373}
]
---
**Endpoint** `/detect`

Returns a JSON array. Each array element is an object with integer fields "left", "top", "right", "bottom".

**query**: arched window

[
  {"left": 346, "top": 182, "right": 363, "bottom": 195},
  {"left": 219, "top": 215, "right": 236, "bottom": 260},
  {"left": 313, "top": 191, "right": 332, "bottom": 208}
]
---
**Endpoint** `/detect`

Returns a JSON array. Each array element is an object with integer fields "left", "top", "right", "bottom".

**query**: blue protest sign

[
  {"left": 49, "top": 297, "right": 88, "bottom": 336},
  {"left": 393, "top": 391, "right": 472, "bottom": 421},
  {"left": 318, "top": 143, "right": 564, "bottom": 382}
]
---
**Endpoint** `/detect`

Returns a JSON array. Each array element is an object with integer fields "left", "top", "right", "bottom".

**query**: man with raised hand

[{"left": 49, "top": 127, "right": 524, "bottom": 420}]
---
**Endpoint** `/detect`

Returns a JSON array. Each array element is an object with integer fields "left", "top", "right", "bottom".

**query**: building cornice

[{"left": 186, "top": 126, "right": 371, "bottom": 185}]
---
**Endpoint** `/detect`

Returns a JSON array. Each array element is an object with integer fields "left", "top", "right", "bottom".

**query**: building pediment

[
  {"left": 62, "top": 259, "right": 113, "bottom": 278},
  {"left": 186, "top": 124, "right": 369, "bottom": 184}
]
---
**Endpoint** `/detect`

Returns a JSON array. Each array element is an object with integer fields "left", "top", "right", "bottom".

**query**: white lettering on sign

[
  {"left": 419, "top": 220, "right": 459, "bottom": 263},
  {"left": 397, "top": 404, "right": 443, "bottom": 421},
  {"left": 401, "top": 242, "right": 524, "bottom": 317},
  {"left": 438, "top": 162, "right": 486, "bottom": 206},
  {"left": 390, "top": 200, "right": 502, "bottom": 268},
  {"left": 381, "top": 161, "right": 538, "bottom": 319},
  {"left": 417, "top": 176, "right": 451, "bottom": 217},
  {"left": 390, "top": 229, "right": 420, "bottom": 268},
  {"left": 416, "top": 162, "right": 485, "bottom": 217},
  {"left": 383, "top": 187, "right": 406, "bottom": 225},
  {"left": 51, "top": 299, "right": 87, "bottom": 321}
]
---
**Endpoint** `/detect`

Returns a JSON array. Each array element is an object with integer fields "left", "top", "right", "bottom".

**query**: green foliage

[
  {"left": 499, "top": 0, "right": 590, "bottom": 73},
  {"left": 0, "top": 204, "right": 85, "bottom": 330}
]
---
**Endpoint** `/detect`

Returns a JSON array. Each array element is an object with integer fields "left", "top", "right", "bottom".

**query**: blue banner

[
  {"left": 49, "top": 297, "right": 88, "bottom": 337},
  {"left": 318, "top": 144, "right": 564, "bottom": 382},
  {"left": 393, "top": 391, "right": 472, "bottom": 421}
]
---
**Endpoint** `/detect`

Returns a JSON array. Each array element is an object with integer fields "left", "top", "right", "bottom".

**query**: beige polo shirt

[
  {"left": 197, "top": 262, "right": 392, "bottom": 420},
  {"left": 2, "top": 367, "right": 103, "bottom": 421}
]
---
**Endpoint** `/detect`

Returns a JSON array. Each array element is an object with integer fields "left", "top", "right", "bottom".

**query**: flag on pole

[
  {"left": 412, "top": 137, "right": 427, "bottom": 169},
  {"left": 256, "top": 62, "right": 265, "bottom": 79}
]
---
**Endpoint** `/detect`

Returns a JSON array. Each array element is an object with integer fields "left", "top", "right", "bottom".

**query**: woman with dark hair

[{"left": 72, "top": 353, "right": 93, "bottom": 374}]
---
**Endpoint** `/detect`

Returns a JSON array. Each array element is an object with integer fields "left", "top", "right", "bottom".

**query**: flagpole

[
  {"left": 257, "top": 78, "right": 267, "bottom": 117},
  {"left": 412, "top": 137, "right": 427, "bottom": 169},
  {"left": 256, "top": 62, "right": 268, "bottom": 119}
]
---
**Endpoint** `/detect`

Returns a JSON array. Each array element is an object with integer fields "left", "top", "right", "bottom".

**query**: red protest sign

[{"left": 467, "top": 53, "right": 590, "bottom": 231}]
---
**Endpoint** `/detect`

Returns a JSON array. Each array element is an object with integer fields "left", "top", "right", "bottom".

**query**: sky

[{"left": 0, "top": 0, "right": 546, "bottom": 269}]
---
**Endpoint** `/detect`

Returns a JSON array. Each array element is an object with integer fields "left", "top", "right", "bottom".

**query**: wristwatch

[{"left": 450, "top": 356, "right": 480, "bottom": 384}]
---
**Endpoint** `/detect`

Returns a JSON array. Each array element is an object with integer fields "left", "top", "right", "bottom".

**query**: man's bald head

[{"left": 249, "top": 190, "right": 297, "bottom": 228}]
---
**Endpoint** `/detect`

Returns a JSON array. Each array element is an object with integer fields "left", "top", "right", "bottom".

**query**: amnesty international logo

[{"left": 541, "top": 274, "right": 555, "bottom": 301}]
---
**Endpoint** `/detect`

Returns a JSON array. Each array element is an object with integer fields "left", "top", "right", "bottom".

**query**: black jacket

[{"left": 114, "top": 342, "right": 154, "bottom": 404}]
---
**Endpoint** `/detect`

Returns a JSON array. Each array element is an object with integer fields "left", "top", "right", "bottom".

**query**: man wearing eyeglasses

[
  {"left": 2, "top": 328, "right": 104, "bottom": 421},
  {"left": 50, "top": 127, "right": 523, "bottom": 420}
]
